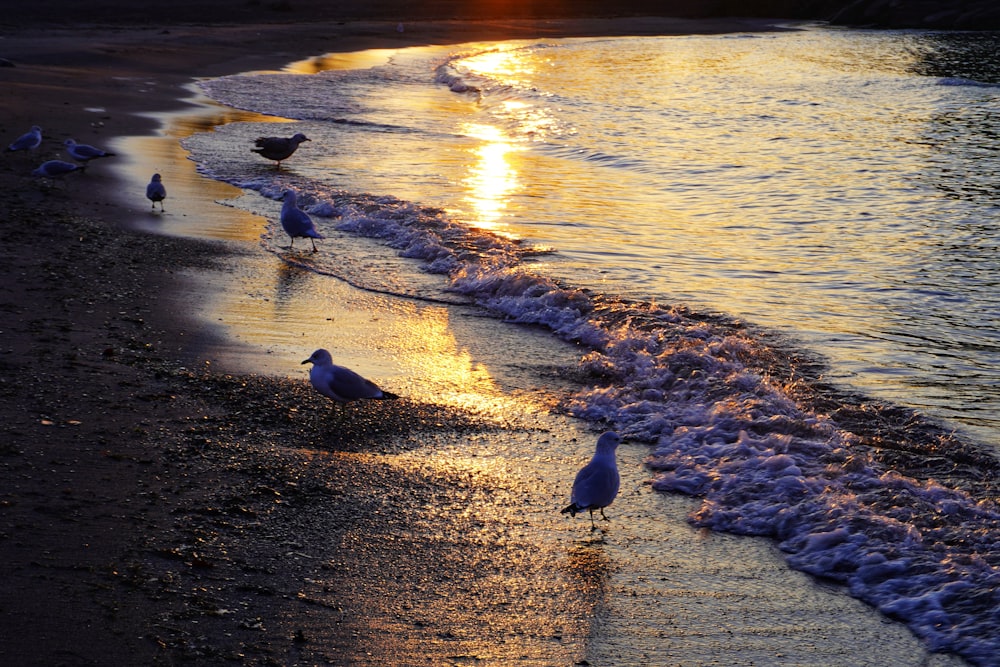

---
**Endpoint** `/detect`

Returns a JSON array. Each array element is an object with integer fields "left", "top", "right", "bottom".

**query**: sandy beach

[{"left": 0, "top": 6, "right": 975, "bottom": 666}]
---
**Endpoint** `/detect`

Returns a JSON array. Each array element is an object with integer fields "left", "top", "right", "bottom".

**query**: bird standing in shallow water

[
  {"left": 146, "top": 173, "right": 166, "bottom": 211},
  {"left": 280, "top": 189, "right": 324, "bottom": 252},
  {"left": 561, "top": 432, "right": 622, "bottom": 531},
  {"left": 7, "top": 125, "right": 42, "bottom": 153},
  {"left": 251, "top": 132, "right": 310, "bottom": 169},
  {"left": 302, "top": 349, "right": 399, "bottom": 406},
  {"left": 64, "top": 138, "right": 116, "bottom": 163}
]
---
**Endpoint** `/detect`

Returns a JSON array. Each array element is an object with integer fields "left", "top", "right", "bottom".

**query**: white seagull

[
  {"left": 561, "top": 431, "right": 622, "bottom": 531},
  {"left": 64, "top": 138, "right": 116, "bottom": 163},
  {"left": 7, "top": 125, "right": 42, "bottom": 152},
  {"left": 251, "top": 132, "right": 310, "bottom": 169},
  {"left": 302, "top": 349, "right": 399, "bottom": 405},
  {"left": 32, "top": 159, "right": 86, "bottom": 178},
  {"left": 280, "top": 189, "right": 324, "bottom": 252},
  {"left": 146, "top": 173, "right": 166, "bottom": 211}
]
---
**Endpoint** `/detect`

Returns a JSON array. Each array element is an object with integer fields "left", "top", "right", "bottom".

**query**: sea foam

[{"left": 283, "top": 186, "right": 1000, "bottom": 666}]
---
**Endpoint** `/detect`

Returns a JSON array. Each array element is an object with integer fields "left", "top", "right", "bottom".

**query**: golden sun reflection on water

[
  {"left": 372, "top": 301, "right": 527, "bottom": 416},
  {"left": 461, "top": 122, "right": 521, "bottom": 233},
  {"left": 283, "top": 48, "right": 404, "bottom": 74},
  {"left": 458, "top": 44, "right": 536, "bottom": 86},
  {"left": 112, "top": 87, "right": 293, "bottom": 242},
  {"left": 223, "top": 261, "right": 535, "bottom": 418}
]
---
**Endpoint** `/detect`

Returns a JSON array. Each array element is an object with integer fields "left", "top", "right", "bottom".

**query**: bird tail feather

[{"left": 560, "top": 503, "right": 579, "bottom": 516}]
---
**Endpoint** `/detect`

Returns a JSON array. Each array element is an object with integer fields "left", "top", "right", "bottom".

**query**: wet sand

[{"left": 0, "top": 10, "right": 971, "bottom": 666}]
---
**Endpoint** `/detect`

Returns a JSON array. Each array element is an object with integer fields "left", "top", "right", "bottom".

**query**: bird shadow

[{"left": 307, "top": 397, "right": 503, "bottom": 454}]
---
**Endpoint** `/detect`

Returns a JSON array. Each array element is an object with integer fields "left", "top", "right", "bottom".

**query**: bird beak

[{"left": 301, "top": 359, "right": 310, "bottom": 365}]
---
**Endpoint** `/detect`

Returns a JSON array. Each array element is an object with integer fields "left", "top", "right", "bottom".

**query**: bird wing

[
  {"left": 73, "top": 144, "right": 101, "bottom": 158},
  {"left": 254, "top": 137, "right": 291, "bottom": 153},
  {"left": 314, "top": 364, "right": 384, "bottom": 402},
  {"left": 281, "top": 206, "right": 313, "bottom": 236},
  {"left": 281, "top": 204, "right": 324, "bottom": 239},
  {"left": 38, "top": 161, "right": 82, "bottom": 176},
  {"left": 147, "top": 182, "right": 166, "bottom": 199},
  {"left": 329, "top": 365, "right": 385, "bottom": 400},
  {"left": 570, "top": 460, "right": 620, "bottom": 509},
  {"left": 10, "top": 132, "right": 38, "bottom": 151}
]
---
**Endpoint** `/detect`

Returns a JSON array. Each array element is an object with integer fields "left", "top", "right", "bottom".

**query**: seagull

[
  {"left": 280, "top": 189, "right": 324, "bottom": 252},
  {"left": 146, "top": 173, "right": 166, "bottom": 211},
  {"left": 302, "top": 349, "right": 399, "bottom": 406},
  {"left": 251, "top": 132, "right": 310, "bottom": 169},
  {"left": 64, "top": 138, "right": 116, "bottom": 163},
  {"left": 32, "top": 160, "right": 86, "bottom": 178},
  {"left": 6, "top": 125, "right": 42, "bottom": 152},
  {"left": 561, "top": 432, "right": 622, "bottom": 531}
]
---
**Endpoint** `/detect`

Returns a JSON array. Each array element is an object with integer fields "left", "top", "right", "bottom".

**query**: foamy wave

[
  {"left": 937, "top": 76, "right": 1000, "bottom": 88},
  {"left": 434, "top": 66, "right": 479, "bottom": 94},
  {"left": 443, "top": 223, "right": 1000, "bottom": 665}
]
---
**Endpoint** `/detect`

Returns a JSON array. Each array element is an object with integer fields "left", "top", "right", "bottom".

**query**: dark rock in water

[
  {"left": 828, "top": 0, "right": 1000, "bottom": 30},
  {"left": 693, "top": 0, "right": 1000, "bottom": 30}
]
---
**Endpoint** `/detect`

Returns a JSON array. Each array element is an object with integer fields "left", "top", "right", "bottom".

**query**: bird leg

[
  {"left": 589, "top": 509, "right": 598, "bottom": 531},
  {"left": 310, "top": 238, "right": 318, "bottom": 253}
]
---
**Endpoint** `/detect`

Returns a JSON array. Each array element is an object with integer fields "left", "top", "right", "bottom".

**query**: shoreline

[
  {"left": 56, "top": 14, "right": 796, "bottom": 377},
  {"left": 0, "top": 16, "right": 972, "bottom": 666},
  {"left": 0, "top": 17, "right": 762, "bottom": 665}
]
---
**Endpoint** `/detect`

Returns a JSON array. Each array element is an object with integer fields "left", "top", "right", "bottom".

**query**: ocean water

[{"left": 180, "top": 25, "right": 1000, "bottom": 666}]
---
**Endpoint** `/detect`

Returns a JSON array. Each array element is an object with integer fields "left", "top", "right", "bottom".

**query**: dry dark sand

[{"left": 0, "top": 8, "right": 975, "bottom": 667}]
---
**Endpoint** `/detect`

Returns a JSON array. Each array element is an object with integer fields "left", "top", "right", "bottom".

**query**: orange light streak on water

[
  {"left": 457, "top": 44, "right": 537, "bottom": 86},
  {"left": 283, "top": 49, "right": 405, "bottom": 74},
  {"left": 113, "top": 85, "right": 292, "bottom": 241},
  {"left": 460, "top": 122, "right": 521, "bottom": 233}
]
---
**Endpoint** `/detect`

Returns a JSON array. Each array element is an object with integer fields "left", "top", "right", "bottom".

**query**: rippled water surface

[{"left": 196, "top": 27, "right": 1000, "bottom": 448}]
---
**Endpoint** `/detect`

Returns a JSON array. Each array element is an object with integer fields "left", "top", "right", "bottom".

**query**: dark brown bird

[{"left": 251, "top": 132, "right": 310, "bottom": 169}]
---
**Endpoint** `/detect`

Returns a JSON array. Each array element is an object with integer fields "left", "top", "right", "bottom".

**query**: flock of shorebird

[
  {"left": 6, "top": 125, "right": 116, "bottom": 177},
  {"left": 7, "top": 124, "right": 169, "bottom": 210},
  {"left": 6, "top": 124, "right": 620, "bottom": 531},
  {"left": 8, "top": 125, "right": 322, "bottom": 247}
]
